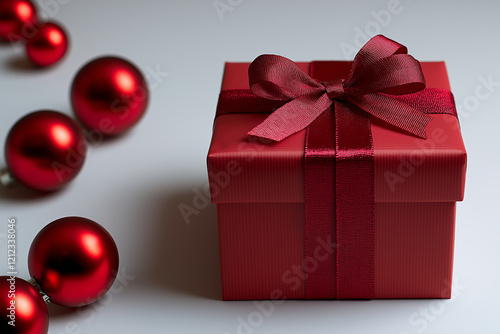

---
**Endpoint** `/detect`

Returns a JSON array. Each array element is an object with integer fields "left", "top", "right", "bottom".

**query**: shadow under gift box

[{"left": 207, "top": 61, "right": 466, "bottom": 300}]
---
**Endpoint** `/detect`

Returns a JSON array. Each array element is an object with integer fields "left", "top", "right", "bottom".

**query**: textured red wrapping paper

[{"left": 207, "top": 61, "right": 466, "bottom": 300}]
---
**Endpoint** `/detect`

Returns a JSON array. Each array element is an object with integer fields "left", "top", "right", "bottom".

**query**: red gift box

[{"left": 207, "top": 37, "right": 466, "bottom": 300}]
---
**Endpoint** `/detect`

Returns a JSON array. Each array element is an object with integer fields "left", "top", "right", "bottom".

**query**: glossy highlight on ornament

[
  {"left": 0, "top": 276, "right": 49, "bottom": 334},
  {"left": 71, "top": 56, "right": 149, "bottom": 136},
  {"left": 28, "top": 216, "right": 119, "bottom": 307},
  {"left": 0, "top": 0, "right": 37, "bottom": 42},
  {"left": 25, "top": 21, "right": 68, "bottom": 67},
  {"left": 4, "top": 110, "right": 86, "bottom": 192}
]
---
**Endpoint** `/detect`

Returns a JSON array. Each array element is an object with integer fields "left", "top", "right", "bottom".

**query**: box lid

[{"left": 208, "top": 61, "right": 467, "bottom": 203}]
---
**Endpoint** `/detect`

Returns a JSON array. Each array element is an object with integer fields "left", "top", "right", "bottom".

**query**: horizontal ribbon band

[{"left": 216, "top": 88, "right": 458, "bottom": 118}]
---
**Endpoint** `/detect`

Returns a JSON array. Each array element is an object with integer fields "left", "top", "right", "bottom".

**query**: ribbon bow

[{"left": 247, "top": 35, "right": 432, "bottom": 141}]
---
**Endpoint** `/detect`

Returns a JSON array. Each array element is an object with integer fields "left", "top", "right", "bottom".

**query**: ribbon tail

[
  {"left": 350, "top": 93, "right": 433, "bottom": 139},
  {"left": 248, "top": 93, "right": 332, "bottom": 141}
]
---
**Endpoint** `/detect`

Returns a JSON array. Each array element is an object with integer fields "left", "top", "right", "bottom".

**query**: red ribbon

[
  {"left": 214, "top": 35, "right": 457, "bottom": 299},
  {"left": 247, "top": 35, "right": 434, "bottom": 142}
]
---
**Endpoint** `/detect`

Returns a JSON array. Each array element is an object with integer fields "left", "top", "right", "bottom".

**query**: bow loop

[
  {"left": 249, "top": 54, "right": 324, "bottom": 101},
  {"left": 345, "top": 54, "right": 426, "bottom": 95},
  {"left": 347, "top": 34, "right": 408, "bottom": 82}
]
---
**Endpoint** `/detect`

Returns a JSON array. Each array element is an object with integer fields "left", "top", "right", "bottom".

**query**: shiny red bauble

[
  {"left": 28, "top": 217, "right": 119, "bottom": 307},
  {"left": 0, "top": 276, "right": 49, "bottom": 334},
  {"left": 5, "top": 110, "right": 86, "bottom": 192},
  {"left": 0, "top": 0, "right": 37, "bottom": 42},
  {"left": 26, "top": 21, "right": 68, "bottom": 67},
  {"left": 71, "top": 56, "right": 149, "bottom": 136}
]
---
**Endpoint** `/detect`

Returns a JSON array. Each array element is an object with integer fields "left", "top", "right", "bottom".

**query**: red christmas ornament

[
  {"left": 71, "top": 56, "right": 149, "bottom": 136},
  {"left": 0, "top": 276, "right": 49, "bottom": 334},
  {"left": 25, "top": 21, "right": 68, "bottom": 67},
  {"left": 28, "top": 217, "right": 119, "bottom": 307},
  {"left": 0, "top": 0, "right": 37, "bottom": 42},
  {"left": 4, "top": 110, "right": 86, "bottom": 192}
]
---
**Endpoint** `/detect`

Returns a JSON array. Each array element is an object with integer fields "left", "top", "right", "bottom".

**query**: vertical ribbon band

[
  {"left": 304, "top": 108, "right": 337, "bottom": 299},
  {"left": 305, "top": 62, "right": 375, "bottom": 299},
  {"left": 334, "top": 103, "right": 375, "bottom": 299}
]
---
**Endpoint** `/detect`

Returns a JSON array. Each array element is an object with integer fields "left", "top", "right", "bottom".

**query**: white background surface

[{"left": 0, "top": 0, "right": 498, "bottom": 333}]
